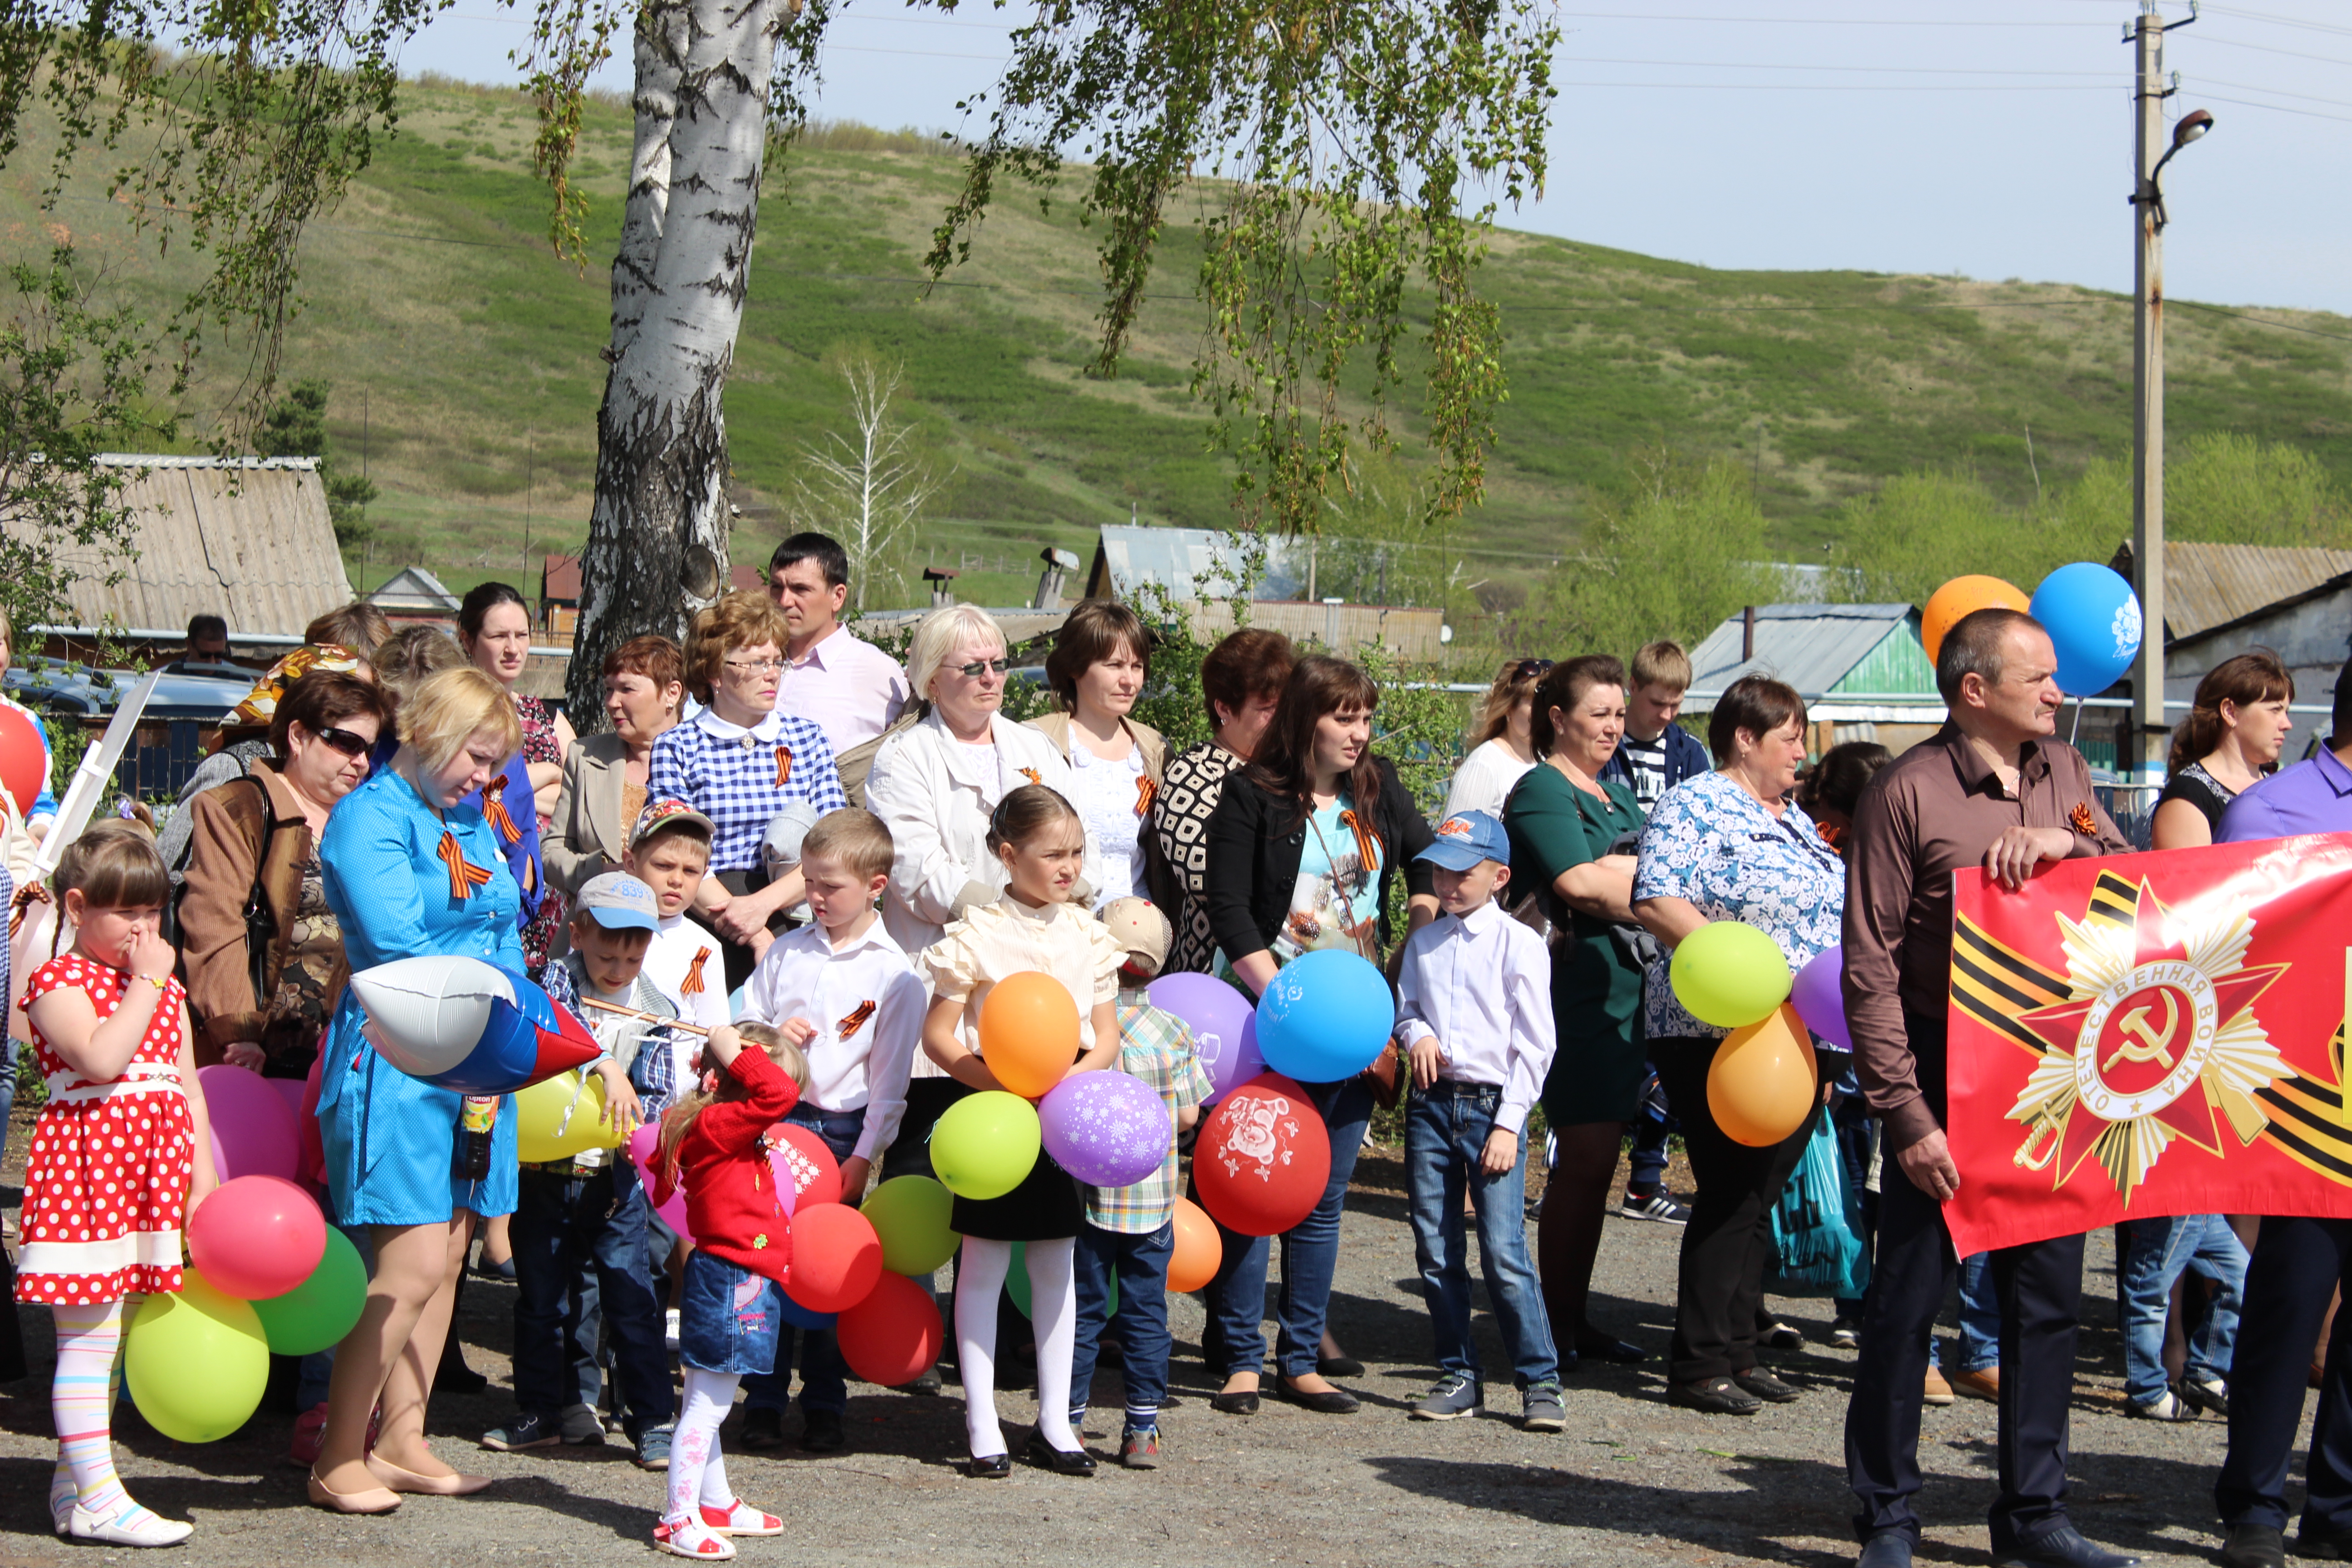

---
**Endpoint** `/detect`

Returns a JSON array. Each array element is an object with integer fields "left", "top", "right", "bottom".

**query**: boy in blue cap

[{"left": 1392, "top": 809, "right": 1564, "bottom": 1431}]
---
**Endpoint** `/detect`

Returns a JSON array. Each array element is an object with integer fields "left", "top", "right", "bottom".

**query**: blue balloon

[
  {"left": 1253, "top": 949, "right": 1392, "bottom": 1084},
  {"left": 2029, "top": 562, "right": 2144, "bottom": 697},
  {"left": 777, "top": 1291, "right": 836, "bottom": 1332}
]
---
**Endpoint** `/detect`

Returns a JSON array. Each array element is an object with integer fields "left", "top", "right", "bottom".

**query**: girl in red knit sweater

[{"left": 652, "top": 1022, "right": 809, "bottom": 1560}]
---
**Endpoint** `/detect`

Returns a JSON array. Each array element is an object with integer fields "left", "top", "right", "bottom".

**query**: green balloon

[
  {"left": 863, "top": 1176, "right": 961, "bottom": 1276},
  {"left": 931, "top": 1090, "right": 1042, "bottom": 1201},
  {"left": 252, "top": 1227, "right": 368, "bottom": 1356},
  {"left": 1669, "top": 920, "right": 1794, "bottom": 1029},
  {"left": 126, "top": 1270, "right": 270, "bottom": 1444},
  {"left": 1006, "top": 1241, "right": 1113, "bottom": 1320}
]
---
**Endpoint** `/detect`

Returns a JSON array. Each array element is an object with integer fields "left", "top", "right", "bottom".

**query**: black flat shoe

[
  {"left": 966, "top": 1453, "right": 1011, "bottom": 1480},
  {"left": 1023, "top": 1433, "right": 1097, "bottom": 1475},
  {"left": 436, "top": 1362, "right": 489, "bottom": 1396},
  {"left": 1210, "top": 1388, "right": 1260, "bottom": 1416},
  {"left": 1573, "top": 1335, "right": 1649, "bottom": 1365},
  {"left": 1317, "top": 1354, "right": 1365, "bottom": 1379},
  {"left": 1667, "top": 1376, "right": 1761, "bottom": 1416},
  {"left": 1733, "top": 1367, "right": 1800, "bottom": 1404},
  {"left": 1272, "top": 1378, "right": 1359, "bottom": 1414}
]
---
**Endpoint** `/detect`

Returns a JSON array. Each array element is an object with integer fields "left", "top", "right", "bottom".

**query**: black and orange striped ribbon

[
  {"left": 837, "top": 1000, "right": 877, "bottom": 1039},
  {"left": 1338, "top": 808, "right": 1382, "bottom": 872},
  {"left": 1019, "top": 766, "right": 1043, "bottom": 788},
  {"left": 1134, "top": 775, "right": 1157, "bottom": 818},
  {"left": 482, "top": 794, "right": 523, "bottom": 845},
  {"left": 774, "top": 745, "right": 794, "bottom": 788},
  {"left": 681, "top": 946, "right": 712, "bottom": 995},
  {"left": 437, "top": 831, "right": 495, "bottom": 900}
]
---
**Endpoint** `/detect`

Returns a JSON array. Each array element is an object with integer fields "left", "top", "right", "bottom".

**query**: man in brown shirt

[{"left": 1840, "top": 608, "right": 2134, "bottom": 1568}]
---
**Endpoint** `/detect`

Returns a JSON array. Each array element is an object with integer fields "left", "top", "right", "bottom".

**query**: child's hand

[
  {"left": 1479, "top": 1127, "right": 1520, "bottom": 1177},
  {"left": 1408, "top": 1037, "right": 1445, "bottom": 1092},
  {"left": 705, "top": 1024, "right": 744, "bottom": 1070},
  {"left": 125, "top": 925, "right": 175, "bottom": 984},
  {"left": 594, "top": 1060, "right": 642, "bottom": 1136},
  {"left": 838, "top": 1154, "right": 871, "bottom": 1203},
  {"left": 779, "top": 1018, "right": 818, "bottom": 1049}
]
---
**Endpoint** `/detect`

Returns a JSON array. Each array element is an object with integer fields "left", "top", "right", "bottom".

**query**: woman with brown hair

[
  {"left": 2151, "top": 649, "right": 2296, "bottom": 851},
  {"left": 1199, "top": 654, "right": 1438, "bottom": 1415},
  {"left": 1025, "top": 598, "right": 1167, "bottom": 909},
  {"left": 1444, "top": 657, "right": 1549, "bottom": 818},
  {"left": 1501, "top": 654, "right": 1650, "bottom": 1368},
  {"left": 544, "top": 634, "right": 686, "bottom": 899}
]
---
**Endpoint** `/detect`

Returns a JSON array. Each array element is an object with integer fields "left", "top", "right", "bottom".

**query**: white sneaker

[
  {"left": 665, "top": 1308, "right": 681, "bottom": 1352},
  {"left": 69, "top": 1501, "right": 193, "bottom": 1547}
]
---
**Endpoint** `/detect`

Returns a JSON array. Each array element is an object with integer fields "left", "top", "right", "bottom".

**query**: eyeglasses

[
  {"left": 952, "top": 658, "right": 1011, "bottom": 679},
  {"left": 723, "top": 658, "right": 786, "bottom": 676},
  {"left": 313, "top": 725, "right": 374, "bottom": 758},
  {"left": 1512, "top": 659, "right": 1555, "bottom": 682}
]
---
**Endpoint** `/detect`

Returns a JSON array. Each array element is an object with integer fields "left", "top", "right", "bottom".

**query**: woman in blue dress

[{"left": 309, "top": 667, "right": 525, "bottom": 1514}]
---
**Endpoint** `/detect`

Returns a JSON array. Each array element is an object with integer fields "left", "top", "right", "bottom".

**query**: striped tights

[{"left": 52, "top": 1298, "right": 148, "bottom": 1528}]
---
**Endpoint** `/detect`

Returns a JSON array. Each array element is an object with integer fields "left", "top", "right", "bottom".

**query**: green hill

[{"left": 17, "top": 77, "right": 2352, "bottom": 611}]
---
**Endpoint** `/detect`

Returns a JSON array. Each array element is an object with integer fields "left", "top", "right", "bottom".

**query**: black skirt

[{"left": 939, "top": 1083, "right": 1084, "bottom": 1242}]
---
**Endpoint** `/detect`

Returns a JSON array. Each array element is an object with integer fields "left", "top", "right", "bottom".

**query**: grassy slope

[{"left": 13, "top": 78, "right": 2352, "bottom": 609}]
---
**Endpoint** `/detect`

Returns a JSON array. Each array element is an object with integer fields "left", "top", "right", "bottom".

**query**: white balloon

[{"left": 349, "top": 955, "right": 516, "bottom": 1078}]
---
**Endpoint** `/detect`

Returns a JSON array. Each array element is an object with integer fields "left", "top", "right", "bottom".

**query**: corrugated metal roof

[
  {"left": 1686, "top": 603, "right": 1937, "bottom": 705},
  {"left": 2113, "top": 539, "right": 2352, "bottom": 643},
  {"left": 368, "top": 566, "right": 461, "bottom": 611},
  {"left": 1090, "top": 525, "right": 1307, "bottom": 602},
  {"left": 0, "top": 456, "right": 354, "bottom": 639}
]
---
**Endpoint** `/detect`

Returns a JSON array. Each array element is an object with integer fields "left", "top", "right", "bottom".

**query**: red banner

[{"left": 1945, "top": 831, "right": 2352, "bottom": 1255}]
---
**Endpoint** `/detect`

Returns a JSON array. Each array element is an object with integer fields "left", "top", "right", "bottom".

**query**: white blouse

[
  {"left": 1443, "top": 737, "right": 1538, "bottom": 821},
  {"left": 1066, "top": 740, "right": 1147, "bottom": 908}
]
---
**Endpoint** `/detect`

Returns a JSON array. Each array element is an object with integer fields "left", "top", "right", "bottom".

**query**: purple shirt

[
  {"left": 2216, "top": 745, "right": 2352, "bottom": 842},
  {"left": 776, "top": 624, "right": 911, "bottom": 755}
]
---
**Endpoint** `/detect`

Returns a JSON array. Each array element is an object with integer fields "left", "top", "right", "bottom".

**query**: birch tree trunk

[{"left": 566, "top": 0, "right": 782, "bottom": 722}]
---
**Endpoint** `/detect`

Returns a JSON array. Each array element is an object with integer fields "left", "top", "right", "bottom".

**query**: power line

[
  {"left": 1546, "top": 81, "right": 2110, "bottom": 92},
  {"left": 2193, "top": 73, "right": 2352, "bottom": 110},
  {"left": 2203, "top": 4, "right": 2352, "bottom": 39},
  {"left": 1556, "top": 54, "right": 2114, "bottom": 77},
  {"left": 1554, "top": 10, "right": 2106, "bottom": 25},
  {"left": 2192, "top": 29, "right": 2352, "bottom": 69},
  {"left": 2171, "top": 299, "right": 2352, "bottom": 343},
  {"left": 2194, "top": 89, "right": 2352, "bottom": 125}
]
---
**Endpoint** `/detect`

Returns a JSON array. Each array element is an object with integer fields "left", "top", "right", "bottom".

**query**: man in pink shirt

[{"left": 768, "top": 532, "right": 912, "bottom": 754}]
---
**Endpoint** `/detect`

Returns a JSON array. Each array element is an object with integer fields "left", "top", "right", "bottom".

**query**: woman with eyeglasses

[
  {"left": 864, "top": 604, "right": 1101, "bottom": 1176},
  {"left": 646, "top": 590, "right": 847, "bottom": 993},
  {"left": 1444, "top": 657, "right": 1551, "bottom": 819},
  {"left": 459, "top": 583, "right": 572, "bottom": 972}
]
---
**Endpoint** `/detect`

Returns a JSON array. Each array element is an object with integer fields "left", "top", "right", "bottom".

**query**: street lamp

[{"left": 2146, "top": 108, "right": 2215, "bottom": 231}]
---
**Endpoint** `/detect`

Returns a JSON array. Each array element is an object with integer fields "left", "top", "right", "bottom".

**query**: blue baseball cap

[
  {"left": 575, "top": 872, "right": 662, "bottom": 932},
  {"left": 1416, "top": 809, "right": 1511, "bottom": 871}
]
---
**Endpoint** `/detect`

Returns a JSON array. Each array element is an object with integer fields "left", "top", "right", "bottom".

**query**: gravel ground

[{"left": 0, "top": 1121, "right": 2289, "bottom": 1567}]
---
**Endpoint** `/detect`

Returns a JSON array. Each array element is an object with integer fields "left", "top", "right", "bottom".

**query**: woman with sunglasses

[
  {"left": 179, "top": 669, "right": 395, "bottom": 1078},
  {"left": 1444, "top": 657, "right": 1550, "bottom": 819}
]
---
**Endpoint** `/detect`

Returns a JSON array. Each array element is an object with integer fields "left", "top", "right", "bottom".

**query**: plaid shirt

[
  {"left": 544, "top": 956, "right": 681, "bottom": 1118},
  {"left": 647, "top": 706, "right": 848, "bottom": 872},
  {"left": 1085, "top": 993, "right": 1215, "bottom": 1235}
]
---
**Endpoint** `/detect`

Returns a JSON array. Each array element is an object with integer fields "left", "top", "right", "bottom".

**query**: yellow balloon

[
  {"left": 514, "top": 1069, "right": 622, "bottom": 1163},
  {"left": 126, "top": 1270, "right": 269, "bottom": 1444},
  {"left": 1706, "top": 1004, "right": 1820, "bottom": 1148}
]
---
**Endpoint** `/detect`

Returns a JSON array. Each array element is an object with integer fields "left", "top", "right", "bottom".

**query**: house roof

[
  {"left": 1686, "top": 603, "right": 1940, "bottom": 704},
  {"left": 1088, "top": 524, "right": 1308, "bottom": 603},
  {"left": 541, "top": 553, "right": 764, "bottom": 604},
  {"left": 368, "top": 566, "right": 461, "bottom": 612},
  {"left": 2108, "top": 539, "right": 2352, "bottom": 645},
  {"left": 0, "top": 454, "right": 355, "bottom": 638}
]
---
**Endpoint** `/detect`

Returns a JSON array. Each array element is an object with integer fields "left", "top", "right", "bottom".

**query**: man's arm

[{"left": 1840, "top": 773, "right": 1937, "bottom": 1155}]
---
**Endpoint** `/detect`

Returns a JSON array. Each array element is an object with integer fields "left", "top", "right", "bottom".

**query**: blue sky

[{"left": 401, "top": 0, "right": 2352, "bottom": 316}]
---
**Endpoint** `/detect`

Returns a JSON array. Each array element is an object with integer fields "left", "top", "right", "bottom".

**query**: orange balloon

[
  {"left": 977, "top": 970, "right": 1081, "bottom": 1100},
  {"left": 1706, "top": 1003, "right": 1819, "bottom": 1148},
  {"left": 1167, "top": 1197, "right": 1222, "bottom": 1294},
  {"left": 1920, "top": 575, "right": 2030, "bottom": 667}
]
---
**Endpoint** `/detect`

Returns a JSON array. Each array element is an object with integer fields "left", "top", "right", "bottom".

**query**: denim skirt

[{"left": 677, "top": 1248, "right": 783, "bottom": 1376}]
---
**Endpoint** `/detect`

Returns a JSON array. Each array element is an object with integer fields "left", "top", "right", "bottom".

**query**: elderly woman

[
  {"left": 544, "top": 633, "right": 684, "bottom": 899},
  {"left": 865, "top": 603, "right": 1098, "bottom": 1172},
  {"left": 1146, "top": 628, "right": 1295, "bottom": 975},
  {"left": 1199, "top": 654, "right": 1436, "bottom": 1415},
  {"left": 1444, "top": 657, "right": 1549, "bottom": 819},
  {"left": 647, "top": 590, "right": 846, "bottom": 990},
  {"left": 180, "top": 671, "right": 395, "bottom": 1076},
  {"left": 1630, "top": 674, "right": 1845, "bottom": 1415},
  {"left": 308, "top": 667, "right": 526, "bottom": 1513},
  {"left": 1024, "top": 598, "right": 1167, "bottom": 909},
  {"left": 458, "top": 583, "right": 567, "bottom": 970},
  {"left": 1501, "top": 655, "right": 1648, "bottom": 1369}
]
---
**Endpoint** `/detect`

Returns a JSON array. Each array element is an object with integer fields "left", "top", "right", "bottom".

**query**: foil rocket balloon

[{"left": 349, "top": 955, "right": 601, "bottom": 1094}]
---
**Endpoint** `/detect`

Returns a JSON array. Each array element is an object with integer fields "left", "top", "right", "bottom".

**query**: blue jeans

[
  {"left": 1405, "top": 1080, "right": 1558, "bottom": 1387},
  {"left": 2121, "top": 1213, "right": 2244, "bottom": 1404},
  {"left": 511, "top": 1161, "right": 674, "bottom": 1438},
  {"left": 1206, "top": 1076, "right": 1373, "bottom": 1380},
  {"left": 745, "top": 1104, "right": 865, "bottom": 1416},
  {"left": 1931, "top": 1252, "right": 2000, "bottom": 1375},
  {"left": 1070, "top": 1220, "right": 1175, "bottom": 1425}
]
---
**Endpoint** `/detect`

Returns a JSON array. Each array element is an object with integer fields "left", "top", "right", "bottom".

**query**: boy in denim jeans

[
  {"left": 1394, "top": 809, "right": 1564, "bottom": 1430},
  {"left": 1068, "top": 898, "right": 1212, "bottom": 1469}
]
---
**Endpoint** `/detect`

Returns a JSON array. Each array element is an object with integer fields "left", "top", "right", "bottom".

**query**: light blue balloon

[
  {"left": 2029, "top": 562, "right": 2143, "bottom": 697},
  {"left": 1253, "top": 949, "right": 1392, "bottom": 1084}
]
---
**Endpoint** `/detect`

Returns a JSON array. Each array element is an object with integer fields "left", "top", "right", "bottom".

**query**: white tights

[
  {"left": 666, "top": 1369, "right": 740, "bottom": 1531},
  {"left": 955, "top": 1236, "right": 1078, "bottom": 1458}
]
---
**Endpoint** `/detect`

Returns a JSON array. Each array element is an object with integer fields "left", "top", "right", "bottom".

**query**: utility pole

[{"left": 2128, "top": 5, "right": 2168, "bottom": 785}]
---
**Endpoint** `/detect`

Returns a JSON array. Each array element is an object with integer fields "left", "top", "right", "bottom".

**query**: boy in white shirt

[
  {"left": 1392, "top": 808, "right": 1564, "bottom": 1432},
  {"left": 733, "top": 807, "right": 925, "bottom": 1453}
]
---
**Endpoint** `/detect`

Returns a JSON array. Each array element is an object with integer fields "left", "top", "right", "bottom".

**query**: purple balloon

[
  {"left": 1788, "top": 945, "right": 1850, "bottom": 1050},
  {"left": 1146, "top": 971, "right": 1262, "bottom": 1105},
  {"left": 196, "top": 1063, "right": 301, "bottom": 1183},
  {"left": 1039, "top": 1071, "right": 1175, "bottom": 1188}
]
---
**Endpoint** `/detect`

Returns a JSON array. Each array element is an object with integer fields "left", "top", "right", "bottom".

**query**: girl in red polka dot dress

[{"left": 15, "top": 821, "right": 219, "bottom": 1547}]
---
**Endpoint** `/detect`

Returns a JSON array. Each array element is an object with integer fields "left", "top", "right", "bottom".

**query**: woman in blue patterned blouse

[
  {"left": 1630, "top": 673, "right": 1845, "bottom": 1418},
  {"left": 309, "top": 667, "right": 526, "bottom": 1512},
  {"left": 647, "top": 590, "right": 847, "bottom": 992}
]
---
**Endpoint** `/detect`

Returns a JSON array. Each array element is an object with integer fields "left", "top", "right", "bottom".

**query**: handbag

[{"left": 1767, "top": 1109, "right": 1870, "bottom": 1300}]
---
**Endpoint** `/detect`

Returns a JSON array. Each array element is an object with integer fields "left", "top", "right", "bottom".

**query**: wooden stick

[{"left": 577, "top": 996, "right": 714, "bottom": 1037}]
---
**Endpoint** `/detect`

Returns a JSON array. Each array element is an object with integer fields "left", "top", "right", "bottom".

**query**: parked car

[{"left": 5, "top": 662, "right": 251, "bottom": 722}]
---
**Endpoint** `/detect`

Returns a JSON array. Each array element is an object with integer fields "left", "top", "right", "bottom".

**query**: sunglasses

[
  {"left": 1513, "top": 659, "right": 1555, "bottom": 682},
  {"left": 312, "top": 725, "right": 374, "bottom": 758},
  {"left": 952, "top": 658, "right": 1011, "bottom": 679}
]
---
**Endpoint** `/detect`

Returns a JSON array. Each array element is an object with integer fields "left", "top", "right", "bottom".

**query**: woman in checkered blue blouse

[{"left": 647, "top": 591, "right": 846, "bottom": 992}]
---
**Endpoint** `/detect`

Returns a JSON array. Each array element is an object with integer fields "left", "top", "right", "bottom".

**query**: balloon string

[
  {"left": 575, "top": 995, "right": 713, "bottom": 1037},
  {"left": 2069, "top": 700, "right": 2082, "bottom": 746}
]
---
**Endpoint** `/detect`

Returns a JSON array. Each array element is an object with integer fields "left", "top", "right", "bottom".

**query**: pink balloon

[
  {"left": 267, "top": 1075, "right": 307, "bottom": 1122},
  {"left": 629, "top": 1121, "right": 689, "bottom": 1234},
  {"left": 188, "top": 1174, "right": 327, "bottom": 1300},
  {"left": 196, "top": 1063, "right": 300, "bottom": 1184}
]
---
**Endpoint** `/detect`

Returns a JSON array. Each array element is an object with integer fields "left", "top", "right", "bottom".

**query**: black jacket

[{"left": 1202, "top": 755, "right": 1436, "bottom": 984}]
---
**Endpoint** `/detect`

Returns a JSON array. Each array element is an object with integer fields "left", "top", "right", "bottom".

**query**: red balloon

[
  {"left": 297, "top": 1052, "right": 327, "bottom": 1190},
  {"left": 187, "top": 1175, "right": 327, "bottom": 1301},
  {"left": 1192, "top": 1073, "right": 1331, "bottom": 1238},
  {"left": 784, "top": 1203, "right": 883, "bottom": 1314},
  {"left": 0, "top": 702, "right": 44, "bottom": 822},
  {"left": 836, "top": 1269, "right": 943, "bottom": 1387},
  {"left": 767, "top": 1122, "right": 842, "bottom": 1214}
]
